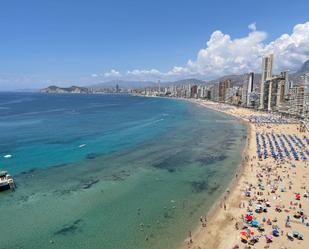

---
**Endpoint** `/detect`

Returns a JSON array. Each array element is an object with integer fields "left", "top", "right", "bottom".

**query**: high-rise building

[
  {"left": 219, "top": 79, "right": 231, "bottom": 102},
  {"left": 190, "top": 85, "right": 198, "bottom": 98},
  {"left": 286, "top": 74, "right": 309, "bottom": 118},
  {"left": 288, "top": 86, "right": 305, "bottom": 117},
  {"left": 261, "top": 73, "right": 286, "bottom": 111},
  {"left": 225, "top": 87, "right": 240, "bottom": 104},
  {"left": 259, "top": 54, "right": 273, "bottom": 109},
  {"left": 242, "top": 72, "right": 254, "bottom": 107},
  {"left": 247, "top": 73, "right": 254, "bottom": 106},
  {"left": 211, "top": 83, "right": 219, "bottom": 101},
  {"left": 282, "top": 71, "right": 290, "bottom": 96},
  {"left": 303, "top": 74, "right": 309, "bottom": 118}
]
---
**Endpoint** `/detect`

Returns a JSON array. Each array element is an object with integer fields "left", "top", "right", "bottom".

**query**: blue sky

[{"left": 1, "top": 0, "right": 309, "bottom": 90}]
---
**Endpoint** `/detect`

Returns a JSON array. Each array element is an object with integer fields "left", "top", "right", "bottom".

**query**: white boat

[
  {"left": 0, "top": 171, "right": 15, "bottom": 191},
  {"left": 78, "top": 144, "right": 86, "bottom": 148},
  {"left": 3, "top": 154, "right": 12, "bottom": 159}
]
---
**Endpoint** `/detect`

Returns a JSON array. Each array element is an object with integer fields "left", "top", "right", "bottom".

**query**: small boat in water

[
  {"left": 3, "top": 154, "right": 12, "bottom": 159},
  {"left": 0, "top": 171, "right": 15, "bottom": 191},
  {"left": 78, "top": 144, "right": 86, "bottom": 148}
]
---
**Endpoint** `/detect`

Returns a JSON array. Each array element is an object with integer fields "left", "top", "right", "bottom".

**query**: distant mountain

[
  {"left": 289, "top": 59, "right": 309, "bottom": 84},
  {"left": 90, "top": 80, "right": 156, "bottom": 89},
  {"left": 38, "top": 60, "right": 309, "bottom": 93},
  {"left": 207, "top": 74, "right": 244, "bottom": 86},
  {"left": 40, "top": 85, "right": 89, "bottom": 94},
  {"left": 298, "top": 59, "right": 309, "bottom": 74},
  {"left": 164, "top": 78, "right": 206, "bottom": 86},
  {"left": 206, "top": 73, "right": 261, "bottom": 87},
  {"left": 89, "top": 78, "right": 208, "bottom": 89}
]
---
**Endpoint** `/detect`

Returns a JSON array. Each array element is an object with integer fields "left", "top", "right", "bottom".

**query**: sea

[{"left": 0, "top": 93, "right": 247, "bottom": 249}]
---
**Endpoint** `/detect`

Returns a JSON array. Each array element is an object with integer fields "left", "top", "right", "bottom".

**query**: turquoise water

[{"left": 0, "top": 93, "right": 247, "bottom": 249}]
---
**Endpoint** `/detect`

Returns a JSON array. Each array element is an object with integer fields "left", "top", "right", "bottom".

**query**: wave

[
  {"left": 0, "top": 108, "right": 67, "bottom": 119},
  {"left": 0, "top": 119, "right": 43, "bottom": 127},
  {"left": 0, "top": 97, "right": 36, "bottom": 106},
  {"left": 128, "top": 118, "right": 165, "bottom": 130}
]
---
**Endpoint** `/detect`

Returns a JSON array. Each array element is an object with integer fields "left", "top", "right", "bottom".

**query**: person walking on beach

[{"left": 189, "top": 230, "right": 193, "bottom": 244}]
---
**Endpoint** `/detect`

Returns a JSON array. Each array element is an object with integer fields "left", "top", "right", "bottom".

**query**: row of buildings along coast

[{"left": 138, "top": 55, "right": 309, "bottom": 120}]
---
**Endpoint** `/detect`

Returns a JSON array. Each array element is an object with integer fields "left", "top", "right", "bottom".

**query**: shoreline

[
  {"left": 180, "top": 99, "right": 252, "bottom": 249},
  {"left": 178, "top": 99, "right": 309, "bottom": 249},
  {"left": 138, "top": 95, "right": 254, "bottom": 248}
]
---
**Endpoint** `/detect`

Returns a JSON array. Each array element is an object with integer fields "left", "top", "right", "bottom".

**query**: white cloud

[
  {"left": 100, "top": 21, "right": 309, "bottom": 82},
  {"left": 104, "top": 69, "right": 121, "bottom": 78},
  {"left": 264, "top": 22, "right": 309, "bottom": 71},
  {"left": 182, "top": 28, "right": 267, "bottom": 77},
  {"left": 2, "top": 22, "right": 309, "bottom": 90},
  {"left": 126, "top": 69, "right": 162, "bottom": 80},
  {"left": 248, "top": 22, "right": 257, "bottom": 31}
]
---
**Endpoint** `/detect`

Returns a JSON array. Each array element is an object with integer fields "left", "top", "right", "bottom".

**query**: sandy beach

[{"left": 180, "top": 99, "right": 309, "bottom": 249}]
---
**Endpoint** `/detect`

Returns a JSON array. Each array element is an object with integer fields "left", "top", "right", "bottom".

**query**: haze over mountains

[
  {"left": 37, "top": 59, "right": 309, "bottom": 92},
  {"left": 88, "top": 59, "right": 309, "bottom": 89},
  {"left": 89, "top": 78, "right": 206, "bottom": 89}
]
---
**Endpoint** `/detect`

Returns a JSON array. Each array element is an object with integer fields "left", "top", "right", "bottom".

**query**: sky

[{"left": 1, "top": 0, "right": 309, "bottom": 90}]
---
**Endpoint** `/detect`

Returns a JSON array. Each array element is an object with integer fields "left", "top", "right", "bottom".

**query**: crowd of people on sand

[
  {"left": 230, "top": 158, "right": 309, "bottom": 248},
  {"left": 229, "top": 120, "right": 309, "bottom": 248},
  {"left": 184, "top": 101, "right": 309, "bottom": 249}
]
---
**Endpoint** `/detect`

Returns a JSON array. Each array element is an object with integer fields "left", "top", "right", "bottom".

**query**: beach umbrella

[
  {"left": 245, "top": 215, "right": 253, "bottom": 221},
  {"left": 256, "top": 204, "right": 263, "bottom": 208},
  {"left": 287, "top": 232, "right": 294, "bottom": 241},
  {"left": 298, "top": 233, "right": 304, "bottom": 240},
  {"left": 272, "top": 229, "right": 280, "bottom": 236},
  {"left": 251, "top": 220, "right": 259, "bottom": 227},
  {"left": 266, "top": 235, "right": 273, "bottom": 242},
  {"left": 258, "top": 224, "right": 265, "bottom": 232},
  {"left": 255, "top": 205, "right": 262, "bottom": 213},
  {"left": 293, "top": 211, "right": 301, "bottom": 219},
  {"left": 240, "top": 234, "right": 248, "bottom": 242}
]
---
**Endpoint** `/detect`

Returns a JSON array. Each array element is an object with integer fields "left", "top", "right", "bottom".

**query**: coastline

[
  {"left": 178, "top": 99, "right": 309, "bottom": 249},
  {"left": 0, "top": 93, "right": 249, "bottom": 249},
  {"left": 179, "top": 99, "right": 252, "bottom": 249},
  {"left": 136, "top": 95, "right": 253, "bottom": 248}
]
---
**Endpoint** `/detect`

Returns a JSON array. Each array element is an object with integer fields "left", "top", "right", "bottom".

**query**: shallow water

[{"left": 0, "top": 93, "right": 247, "bottom": 249}]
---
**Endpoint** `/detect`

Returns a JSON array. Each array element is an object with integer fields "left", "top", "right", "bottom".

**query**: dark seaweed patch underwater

[{"left": 0, "top": 93, "right": 247, "bottom": 249}]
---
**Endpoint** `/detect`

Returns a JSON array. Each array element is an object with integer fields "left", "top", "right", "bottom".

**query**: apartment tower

[{"left": 259, "top": 54, "right": 273, "bottom": 109}]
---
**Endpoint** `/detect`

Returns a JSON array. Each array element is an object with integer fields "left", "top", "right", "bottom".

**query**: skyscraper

[
  {"left": 303, "top": 74, "right": 309, "bottom": 118},
  {"left": 282, "top": 71, "right": 290, "bottom": 97},
  {"left": 218, "top": 79, "right": 231, "bottom": 102},
  {"left": 247, "top": 72, "right": 254, "bottom": 107},
  {"left": 259, "top": 54, "right": 273, "bottom": 109},
  {"left": 242, "top": 72, "right": 254, "bottom": 107},
  {"left": 262, "top": 73, "right": 286, "bottom": 112}
]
